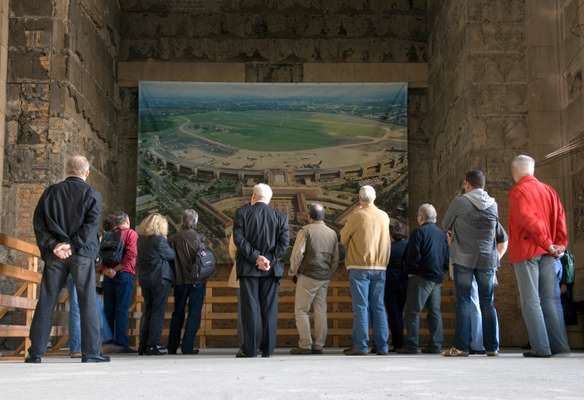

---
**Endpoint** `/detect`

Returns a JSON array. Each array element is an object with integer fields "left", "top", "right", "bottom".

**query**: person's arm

[
  {"left": 404, "top": 229, "right": 422, "bottom": 275},
  {"left": 274, "top": 214, "right": 290, "bottom": 261},
  {"left": 495, "top": 222, "right": 509, "bottom": 260},
  {"left": 330, "top": 237, "right": 340, "bottom": 276},
  {"left": 443, "top": 234, "right": 450, "bottom": 272},
  {"left": 33, "top": 191, "right": 59, "bottom": 257},
  {"left": 233, "top": 207, "right": 261, "bottom": 263},
  {"left": 509, "top": 189, "right": 554, "bottom": 252},
  {"left": 555, "top": 193, "right": 569, "bottom": 248},
  {"left": 289, "top": 229, "right": 306, "bottom": 277},
  {"left": 71, "top": 191, "right": 101, "bottom": 255},
  {"left": 340, "top": 215, "right": 355, "bottom": 247},
  {"left": 114, "top": 230, "right": 138, "bottom": 272},
  {"left": 158, "top": 236, "right": 176, "bottom": 261}
]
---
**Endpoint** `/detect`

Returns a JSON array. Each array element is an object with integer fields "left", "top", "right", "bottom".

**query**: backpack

[
  {"left": 193, "top": 244, "right": 216, "bottom": 282},
  {"left": 100, "top": 230, "right": 125, "bottom": 266}
]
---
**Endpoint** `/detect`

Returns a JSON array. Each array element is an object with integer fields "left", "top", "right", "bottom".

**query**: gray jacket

[{"left": 442, "top": 189, "right": 508, "bottom": 270}]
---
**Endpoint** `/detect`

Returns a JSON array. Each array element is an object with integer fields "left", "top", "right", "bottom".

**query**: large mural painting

[{"left": 137, "top": 82, "right": 408, "bottom": 262}]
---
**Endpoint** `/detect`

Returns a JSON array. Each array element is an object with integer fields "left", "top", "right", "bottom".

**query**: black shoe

[
  {"left": 343, "top": 348, "right": 368, "bottom": 356},
  {"left": 397, "top": 348, "right": 419, "bottom": 355},
  {"left": 376, "top": 350, "right": 390, "bottom": 356},
  {"left": 422, "top": 348, "right": 442, "bottom": 354},
  {"left": 236, "top": 350, "right": 254, "bottom": 358},
  {"left": 82, "top": 354, "right": 111, "bottom": 363},
  {"left": 25, "top": 355, "right": 42, "bottom": 363},
  {"left": 311, "top": 348, "right": 324, "bottom": 355},
  {"left": 369, "top": 346, "right": 378, "bottom": 354},
  {"left": 121, "top": 347, "right": 138, "bottom": 354},
  {"left": 182, "top": 348, "right": 200, "bottom": 355},
  {"left": 523, "top": 351, "right": 551, "bottom": 358},
  {"left": 261, "top": 353, "right": 271, "bottom": 358},
  {"left": 144, "top": 345, "right": 167, "bottom": 355},
  {"left": 469, "top": 349, "right": 486, "bottom": 355}
]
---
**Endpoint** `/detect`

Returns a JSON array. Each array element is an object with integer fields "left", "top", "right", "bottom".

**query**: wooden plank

[
  {"left": 0, "top": 263, "right": 42, "bottom": 283},
  {"left": 0, "top": 294, "right": 37, "bottom": 310},
  {"left": 0, "top": 234, "right": 41, "bottom": 257},
  {"left": 25, "top": 256, "right": 38, "bottom": 356},
  {"left": 0, "top": 282, "right": 28, "bottom": 320}
]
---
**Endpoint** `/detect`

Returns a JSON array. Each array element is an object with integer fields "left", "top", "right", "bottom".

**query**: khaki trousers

[{"left": 294, "top": 274, "right": 330, "bottom": 350}]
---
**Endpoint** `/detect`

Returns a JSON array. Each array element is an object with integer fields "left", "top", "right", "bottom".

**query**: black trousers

[
  {"left": 140, "top": 280, "right": 171, "bottom": 347},
  {"left": 29, "top": 255, "right": 101, "bottom": 357},
  {"left": 239, "top": 277, "right": 279, "bottom": 357},
  {"left": 384, "top": 277, "right": 408, "bottom": 349},
  {"left": 167, "top": 283, "right": 206, "bottom": 354}
]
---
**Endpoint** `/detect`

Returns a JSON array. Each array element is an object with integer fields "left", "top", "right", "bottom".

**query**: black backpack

[
  {"left": 100, "top": 230, "right": 125, "bottom": 266},
  {"left": 193, "top": 244, "right": 216, "bottom": 282}
]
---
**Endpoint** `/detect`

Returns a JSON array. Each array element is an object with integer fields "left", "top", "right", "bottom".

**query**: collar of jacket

[
  {"left": 65, "top": 176, "right": 85, "bottom": 183},
  {"left": 253, "top": 202, "right": 269, "bottom": 208},
  {"left": 310, "top": 220, "right": 325, "bottom": 225},
  {"left": 515, "top": 175, "right": 538, "bottom": 186}
]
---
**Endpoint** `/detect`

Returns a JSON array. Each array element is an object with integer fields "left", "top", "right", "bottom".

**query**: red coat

[{"left": 508, "top": 175, "right": 568, "bottom": 264}]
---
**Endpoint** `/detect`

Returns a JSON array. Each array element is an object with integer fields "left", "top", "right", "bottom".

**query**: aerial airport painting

[{"left": 137, "top": 82, "right": 408, "bottom": 262}]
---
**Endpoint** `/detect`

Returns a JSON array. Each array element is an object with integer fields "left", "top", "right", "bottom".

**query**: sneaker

[
  {"left": 81, "top": 354, "right": 111, "bottom": 363},
  {"left": 486, "top": 351, "right": 499, "bottom": 357},
  {"left": 442, "top": 347, "right": 469, "bottom": 357},
  {"left": 290, "top": 347, "right": 312, "bottom": 355}
]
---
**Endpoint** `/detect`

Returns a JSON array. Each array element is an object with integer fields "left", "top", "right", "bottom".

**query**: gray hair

[
  {"left": 511, "top": 154, "right": 535, "bottom": 176},
  {"left": 65, "top": 155, "right": 90, "bottom": 177},
  {"left": 418, "top": 203, "right": 437, "bottom": 224},
  {"left": 181, "top": 209, "right": 199, "bottom": 230},
  {"left": 253, "top": 183, "right": 273, "bottom": 204},
  {"left": 359, "top": 185, "right": 376, "bottom": 204}
]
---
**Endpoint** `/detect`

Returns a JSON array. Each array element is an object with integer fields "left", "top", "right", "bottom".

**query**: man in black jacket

[
  {"left": 27, "top": 155, "right": 108, "bottom": 363},
  {"left": 400, "top": 203, "right": 449, "bottom": 355},
  {"left": 234, "top": 183, "right": 289, "bottom": 358}
]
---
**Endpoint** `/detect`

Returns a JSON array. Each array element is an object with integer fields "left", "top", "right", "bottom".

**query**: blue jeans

[
  {"left": 513, "top": 256, "right": 570, "bottom": 355},
  {"left": 349, "top": 270, "right": 389, "bottom": 353},
  {"left": 167, "top": 283, "right": 206, "bottom": 354},
  {"left": 68, "top": 276, "right": 112, "bottom": 352},
  {"left": 469, "top": 278, "right": 484, "bottom": 351},
  {"left": 404, "top": 275, "right": 443, "bottom": 351},
  {"left": 103, "top": 272, "right": 135, "bottom": 348},
  {"left": 453, "top": 265, "right": 499, "bottom": 352}
]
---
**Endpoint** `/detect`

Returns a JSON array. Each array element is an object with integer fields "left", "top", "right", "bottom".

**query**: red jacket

[
  {"left": 117, "top": 227, "right": 138, "bottom": 275},
  {"left": 508, "top": 176, "right": 568, "bottom": 264}
]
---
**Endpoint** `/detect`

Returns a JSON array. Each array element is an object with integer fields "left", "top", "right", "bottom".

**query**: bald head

[
  {"left": 511, "top": 154, "right": 535, "bottom": 182},
  {"left": 309, "top": 203, "right": 325, "bottom": 221},
  {"left": 65, "top": 155, "right": 90, "bottom": 180}
]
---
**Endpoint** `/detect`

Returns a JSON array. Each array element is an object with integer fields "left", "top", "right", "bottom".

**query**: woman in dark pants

[
  {"left": 385, "top": 221, "right": 409, "bottom": 351},
  {"left": 137, "top": 213, "right": 175, "bottom": 356}
]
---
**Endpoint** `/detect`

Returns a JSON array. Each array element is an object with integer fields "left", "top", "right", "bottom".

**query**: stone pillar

[{"left": 0, "top": 0, "right": 8, "bottom": 216}]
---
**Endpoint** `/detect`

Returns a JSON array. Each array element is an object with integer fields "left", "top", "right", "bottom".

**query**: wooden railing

[{"left": 0, "top": 234, "right": 455, "bottom": 359}]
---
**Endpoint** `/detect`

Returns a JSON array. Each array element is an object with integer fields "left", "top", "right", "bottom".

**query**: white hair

[
  {"left": 511, "top": 154, "right": 535, "bottom": 176},
  {"left": 418, "top": 203, "right": 437, "bottom": 224},
  {"left": 65, "top": 155, "right": 90, "bottom": 177},
  {"left": 359, "top": 185, "right": 376, "bottom": 204},
  {"left": 253, "top": 183, "right": 273, "bottom": 204}
]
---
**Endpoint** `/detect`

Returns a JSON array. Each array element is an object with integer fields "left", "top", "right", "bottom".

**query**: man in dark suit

[
  {"left": 27, "top": 155, "right": 109, "bottom": 363},
  {"left": 234, "top": 183, "right": 289, "bottom": 358}
]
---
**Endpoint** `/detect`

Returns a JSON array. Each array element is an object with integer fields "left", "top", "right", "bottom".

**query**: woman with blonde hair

[{"left": 136, "top": 213, "right": 175, "bottom": 355}]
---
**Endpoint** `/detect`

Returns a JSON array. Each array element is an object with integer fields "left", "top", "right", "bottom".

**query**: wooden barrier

[{"left": 0, "top": 234, "right": 455, "bottom": 358}]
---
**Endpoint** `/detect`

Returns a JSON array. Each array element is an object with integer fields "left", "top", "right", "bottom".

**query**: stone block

[
  {"left": 527, "top": 76, "right": 561, "bottom": 112},
  {"left": 468, "top": 0, "right": 526, "bottom": 23},
  {"left": 245, "top": 63, "right": 303, "bottom": 82},
  {"left": 7, "top": 50, "right": 50, "bottom": 81},
  {"left": 527, "top": 12, "right": 557, "bottom": 47},
  {"left": 470, "top": 83, "right": 528, "bottom": 115},
  {"left": 9, "top": 0, "right": 52, "bottom": 17},
  {"left": 467, "top": 53, "right": 527, "bottom": 83},
  {"left": 467, "top": 22, "right": 526, "bottom": 53},
  {"left": 528, "top": 111, "right": 562, "bottom": 146}
]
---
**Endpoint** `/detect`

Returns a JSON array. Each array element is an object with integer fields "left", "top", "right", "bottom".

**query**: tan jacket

[{"left": 340, "top": 204, "right": 391, "bottom": 270}]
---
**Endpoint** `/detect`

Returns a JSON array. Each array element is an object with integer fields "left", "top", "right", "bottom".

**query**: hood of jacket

[{"left": 463, "top": 188, "right": 496, "bottom": 211}]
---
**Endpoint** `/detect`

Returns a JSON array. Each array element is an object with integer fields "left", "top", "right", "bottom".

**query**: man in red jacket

[{"left": 508, "top": 155, "right": 570, "bottom": 357}]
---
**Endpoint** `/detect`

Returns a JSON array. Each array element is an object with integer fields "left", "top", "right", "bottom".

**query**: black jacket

[
  {"left": 405, "top": 223, "right": 449, "bottom": 284},
  {"left": 33, "top": 176, "right": 102, "bottom": 260},
  {"left": 137, "top": 235, "right": 176, "bottom": 288},
  {"left": 234, "top": 202, "right": 289, "bottom": 278},
  {"left": 386, "top": 239, "right": 409, "bottom": 282}
]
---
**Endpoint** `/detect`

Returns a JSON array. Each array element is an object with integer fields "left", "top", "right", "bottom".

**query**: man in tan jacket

[{"left": 341, "top": 185, "right": 391, "bottom": 355}]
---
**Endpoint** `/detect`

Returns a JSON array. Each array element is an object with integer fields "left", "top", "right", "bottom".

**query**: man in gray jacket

[
  {"left": 442, "top": 170, "right": 508, "bottom": 357},
  {"left": 289, "top": 203, "right": 339, "bottom": 354}
]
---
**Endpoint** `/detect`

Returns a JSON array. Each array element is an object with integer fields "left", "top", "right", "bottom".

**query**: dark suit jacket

[
  {"left": 33, "top": 176, "right": 102, "bottom": 260},
  {"left": 234, "top": 202, "right": 289, "bottom": 278},
  {"left": 137, "top": 235, "right": 176, "bottom": 288}
]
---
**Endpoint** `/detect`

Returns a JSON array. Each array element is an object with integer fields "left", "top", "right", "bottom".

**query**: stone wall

[
  {"left": 0, "top": 0, "right": 7, "bottom": 214},
  {"left": 429, "top": 0, "right": 584, "bottom": 348},
  {"left": 2, "top": 0, "right": 122, "bottom": 242}
]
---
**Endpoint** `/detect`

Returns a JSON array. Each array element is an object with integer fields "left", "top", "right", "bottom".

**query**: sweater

[
  {"left": 405, "top": 223, "right": 449, "bottom": 284},
  {"left": 340, "top": 204, "right": 390, "bottom": 270}
]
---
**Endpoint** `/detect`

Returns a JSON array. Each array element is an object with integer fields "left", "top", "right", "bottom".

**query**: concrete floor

[{"left": 1, "top": 350, "right": 583, "bottom": 400}]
